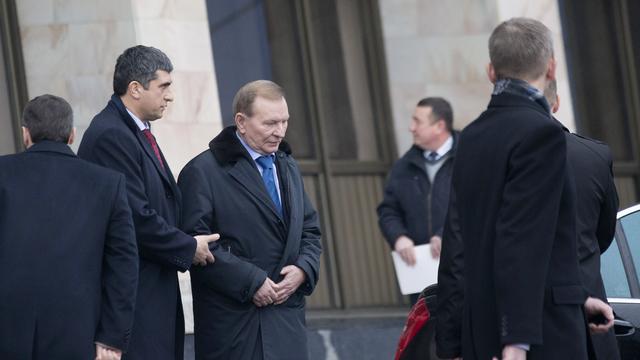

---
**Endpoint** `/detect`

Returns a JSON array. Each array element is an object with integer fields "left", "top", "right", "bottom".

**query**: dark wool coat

[
  {"left": 79, "top": 95, "right": 197, "bottom": 360},
  {"left": 0, "top": 141, "right": 138, "bottom": 359},
  {"left": 436, "top": 92, "right": 590, "bottom": 359},
  {"left": 178, "top": 126, "right": 322, "bottom": 360},
  {"left": 377, "top": 132, "right": 458, "bottom": 248},
  {"left": 566, "top": 131, "right": 620, "bottom": 360}
]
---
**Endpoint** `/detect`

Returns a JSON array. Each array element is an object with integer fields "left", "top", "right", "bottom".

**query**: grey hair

[{"left": 22, "top": 94, "right": 73, "bottom": 143}]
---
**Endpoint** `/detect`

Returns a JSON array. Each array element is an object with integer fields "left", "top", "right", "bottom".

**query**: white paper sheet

[{"left": 391, "top": 244, "right": 440, "bottom": 295}]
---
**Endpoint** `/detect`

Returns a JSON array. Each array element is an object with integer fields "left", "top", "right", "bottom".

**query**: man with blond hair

[{"left": 179, "top": 80, "right": 322, "bottom": 359}]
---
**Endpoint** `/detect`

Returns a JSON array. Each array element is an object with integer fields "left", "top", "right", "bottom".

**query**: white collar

[
  {"left": 235, "top": 132, "right": 275, "bottom": 161},
  {"left": 126, "top": 108, "right": 149, "bottom": 131},
  {"left": 423, "top": 135, "right": 453, "bottom": 160}
]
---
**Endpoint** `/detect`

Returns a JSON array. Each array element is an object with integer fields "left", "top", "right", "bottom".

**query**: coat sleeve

[
  {"left": 83, "top": 128, "right": 196, "bottom": 272},
  {"left": 178, "top": 161, "right": 268, "bottom": 303},
  {"left": 494, "top": 122, "right": 566, "bottom": 346},
  {"left": 294, "top": 191, "right": 322, "bottom": 296},
  {"left": 435, "top": 187, "right": 464, "bottom": 358},
  {"left": 597, "top": 148, "right": 619, "bottom": 254},
  {"left": 377, "top": 168, "right": 408, "bottom": 248},
  {"left": 94, "top": 174, "right": 139, "bottom": 352}
]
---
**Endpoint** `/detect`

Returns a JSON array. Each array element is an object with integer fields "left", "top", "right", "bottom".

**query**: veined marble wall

[
  {"left": 16, "top": 0, "right": 223, "bottom": 333},
  {"left": 379, "top": 0, "right": 575, "bottom": 154}
]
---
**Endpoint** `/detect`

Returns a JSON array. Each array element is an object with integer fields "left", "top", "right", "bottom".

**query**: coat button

[{"left": 166, "top": 191, "right": 173, "bottom": 199}]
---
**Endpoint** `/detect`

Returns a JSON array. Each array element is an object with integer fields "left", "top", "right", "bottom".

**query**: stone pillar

[
  {"left": 16, "top": 0, "right": 222, "bottom": 334},
  {"left": 379, "top": 0, "right": 575, "bottom": 154}
]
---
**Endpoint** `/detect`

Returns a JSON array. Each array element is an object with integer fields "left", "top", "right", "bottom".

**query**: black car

[{"left": 417, "top": 204, "right": 640, "bottom": 359}]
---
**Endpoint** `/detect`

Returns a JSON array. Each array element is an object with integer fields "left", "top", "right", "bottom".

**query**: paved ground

[{"left": 184, "top": 313, "right": 406, "bottom": 359}]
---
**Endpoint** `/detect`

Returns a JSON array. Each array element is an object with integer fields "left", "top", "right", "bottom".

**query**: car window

[
  {"left": 601, "top": 237, "right": 631, "bottom": 298},
  {"left": 620, "top": 212, "right": 640, "bottom": 278}
]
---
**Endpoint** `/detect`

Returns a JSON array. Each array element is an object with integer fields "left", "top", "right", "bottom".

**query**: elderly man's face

[{"left": 237, "top": 96, "right": 289, "bottom": 155}]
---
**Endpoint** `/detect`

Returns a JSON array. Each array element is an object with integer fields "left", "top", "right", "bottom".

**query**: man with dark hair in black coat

[
  {"left": 0, "top": 94, "right": 138, "bottom": 360},
  {"left": 545, "top": 80, "right": 621, "bottom": 359},
  {"left": 79, "top": 45, "right": 219, "bottom": 360},
  {"left": 377, "top": 97, "right": 457, "bottom": 303}
]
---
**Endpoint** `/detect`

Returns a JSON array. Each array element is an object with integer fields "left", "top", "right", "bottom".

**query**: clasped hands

[{"left": 253, "top": 265, "right": 306, "bottom": 307}]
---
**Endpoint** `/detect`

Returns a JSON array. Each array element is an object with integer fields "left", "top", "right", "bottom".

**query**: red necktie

[{"left": 142, "top": 129, "right": 165, "bottom": 171}]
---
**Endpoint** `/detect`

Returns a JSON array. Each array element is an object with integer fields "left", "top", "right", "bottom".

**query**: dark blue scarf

[{"left": 492, "top": 78, "right": 550, "bottom": 113}]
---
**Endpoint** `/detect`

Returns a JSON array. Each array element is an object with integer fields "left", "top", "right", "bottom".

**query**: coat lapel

[
  {"left": 228, "top": 158, "right": 284, "bottom": 220},
  {"left": 109, "top": 95, "right": 173, "bottom": 186},
  {"left": 273, "top": 158, "right": 303, "bottom": 274}
]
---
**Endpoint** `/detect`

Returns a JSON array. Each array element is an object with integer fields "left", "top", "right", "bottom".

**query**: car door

[{"left": 602, "top": 204, "right": 640, "bottom": 358}]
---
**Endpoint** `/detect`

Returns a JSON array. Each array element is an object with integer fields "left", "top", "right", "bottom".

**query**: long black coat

[
  {"left": 567, "top": 132, "right": 620, "bottom": 359},
  {"left": 377, "top": 133, "right": 458, "bottom": 248},
  {"left": 79, "top": 95, "right": 197, "bottom": 360},
  {"left": 0, "top": 141, "right": 138, "bottom": 358},
  {"left": 436, "top": 92, "right": 589, "bottom": 359},
  {"left": 178, "top": 126, "right": 322, "bottom": 360}
]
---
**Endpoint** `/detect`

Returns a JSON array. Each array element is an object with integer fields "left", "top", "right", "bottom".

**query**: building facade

[{"left": 1, "top": 0, "right": 638, "bottom": 332}]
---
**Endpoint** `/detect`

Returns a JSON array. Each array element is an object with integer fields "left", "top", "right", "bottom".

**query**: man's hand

[
  {"left": 193, "top": 234, "right": 220, "bottom": 266},
  {"left": 253, "top": 278, "right": 279, "bottom": 307},
  {"left": 585, "top": 296, "right": 614, "bottom": 334},
  {"left": 95, "top": 343, "right": 122, "bottom": 360},
  {"left": 394, "top": 235, "right": 416, "bottom": 266},
  {"left": 492, "top": 345, "right": 526, "bottom": 360},
  {"left": 430, "top": 235, "right": 442, "bottom": 259},
  {"left": 274, "top": 265, "right": 306, "bottom": 305}
]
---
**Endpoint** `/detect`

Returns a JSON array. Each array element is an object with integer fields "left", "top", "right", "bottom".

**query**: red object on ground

[{"left": 394, "top": 297, "right": 431, "bottom": 360}]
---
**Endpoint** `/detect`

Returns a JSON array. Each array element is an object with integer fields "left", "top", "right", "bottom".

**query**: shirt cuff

[{"left": 511, "top": 343, "right": 530, "bottom": 351}]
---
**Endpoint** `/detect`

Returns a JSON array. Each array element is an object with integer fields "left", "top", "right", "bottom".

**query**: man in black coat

[
  {"left": 545, "top": 81, "right": 621, "bottom": 359},
  {"left": 0, "top": 95, "right": 138, "bottom": 359},
  {"left": 78, "top": 46, "right": 219, "bottom": 360},
  {"left": 378, "top": 97, "right": 457, "bottom": 304},
  {"left": 435, "top": 18, "right": 613, "bottom": 360},
  {"left": 178, "top": 80, "right": 322, "bottom": 360}
]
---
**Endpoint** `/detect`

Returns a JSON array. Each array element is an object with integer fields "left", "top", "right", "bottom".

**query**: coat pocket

[{"left": 552, "top": 285, "right": 587, "bottom": 305}]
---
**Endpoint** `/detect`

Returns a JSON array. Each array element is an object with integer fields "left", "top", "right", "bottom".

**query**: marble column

[
  {"left": 378, "top": 0, "right": 575, "bottom": 154},
  {"left": 16, "top": 0, "right": 223, "bottom": 334}
]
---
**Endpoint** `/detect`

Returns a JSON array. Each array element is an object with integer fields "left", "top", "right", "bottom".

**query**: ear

[
  {"left": 486, "top": 63, "right": 497, "bottom": 83},
  {"left": 22, "top": 126, "right": 33, "bottom": 148},
  {"left": 546, "top": 57, "right": 557, "bottom": 81},
  {"left": 128, "top": 81, "right": 142, "bottom": 100},
  {"left": 552, "top": 94, "right": 560, "bottom": 114},
  {"left": 235, "top": 113, "right": 246, "bottom": 134},
  {"left": 67, "top": 127, "right": 76, "bottom": 145}
]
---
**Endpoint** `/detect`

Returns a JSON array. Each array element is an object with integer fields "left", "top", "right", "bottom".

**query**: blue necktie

[{"left": 256, "top": 155, "right": 282, "bottom": 215}]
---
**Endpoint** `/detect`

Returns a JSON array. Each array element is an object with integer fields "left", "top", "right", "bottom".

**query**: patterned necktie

[
  {"left": 425, "top": 151, "right": 439, "bottom": 164},
  {"left": 255, "top": 155, "right": 282, "bottom": 215},
  {"left": 141, "top": 129, "right": 165, "bottom": 171}
]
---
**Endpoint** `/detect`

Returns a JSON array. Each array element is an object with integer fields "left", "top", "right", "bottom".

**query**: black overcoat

[
  {"left": 0, "top": 141, "right": 138, "bottom": 358},
  {"left": 79, "top": 95, "right": 197, "bottom": 360},
  {"left": 178, "top": 126, "right": 322, "bottom": 360},
  {"left": 436, "top": 92, "right": 589, "bottom": 359},
  {"left": 566, "top": 131, "right": 620, "bottom": 359}
]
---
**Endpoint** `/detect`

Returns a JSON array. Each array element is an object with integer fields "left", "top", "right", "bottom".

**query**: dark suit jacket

[
  {"left": 0, "top": 141, "right": 138, "bottom": 359},
  {"left": 566, "top": 131, "right": 620, "bottom": 359},
  {"left": 178, "top": 126, "right": 322, "bottom": 360},
  {"left": 78, "top": 95, "right": 197, "bottom": 360},
  {"left": 436, "top": 92, "right": 588, "bottom": 359}
]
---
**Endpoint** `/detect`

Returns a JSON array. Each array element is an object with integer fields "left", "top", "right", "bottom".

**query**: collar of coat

[
  {"left": 407, "top": 130, "right": 460, "bottom": 168},
  {"left": 26, "top": 140, "right": 76, "bottom": 157},
  {"left": 209, "top": 125, "right": 292, "bottom": 166}
]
